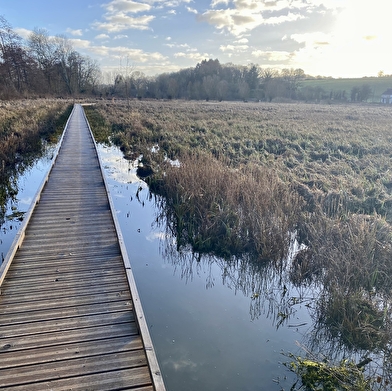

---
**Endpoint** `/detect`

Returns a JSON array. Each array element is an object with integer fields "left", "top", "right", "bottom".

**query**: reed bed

[{"left": 86, "top": 100, "right": 392, "bottom": 374}]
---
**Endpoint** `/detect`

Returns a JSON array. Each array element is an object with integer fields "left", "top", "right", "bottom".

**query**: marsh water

[
  {"left": 0, "top": 141, "right": 320, "bottom": 390},
  {"left": 98, "top": 145, "right": 318, "bottom": 390}
]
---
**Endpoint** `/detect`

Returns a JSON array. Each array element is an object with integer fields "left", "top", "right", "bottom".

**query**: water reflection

[
  {"left": 97, "top": 142, "right": 392, "bottom": 390},
  {"left": 158, "top": 233, "right": 316, "bottom": 327},
  {"left": 98, "top": 144, "right": 308, "bottom": 390},
  {"left": 150, "top": 173, "right": 392, "bottom": 389},
  {"left": 0, "top": 144, "right": 57, "bottom": 262}
]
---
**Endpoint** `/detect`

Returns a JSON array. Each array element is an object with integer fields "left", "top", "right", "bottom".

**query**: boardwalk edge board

[
  {"left": 82, "top": 104, "right": 166, "bottom": 391},
  {"left": 0, "top": 105, "right": 75, "bottom": 288}
]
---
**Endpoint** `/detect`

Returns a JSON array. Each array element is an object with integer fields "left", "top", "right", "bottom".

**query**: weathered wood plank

[
  {"left": 0, "top": 350, "right": 149, "bottom": 387},
  {"left": 1, "top": 322, "right": 139, "bottom": 352},
  {"left": 0, "top": 335, "right": 143, "bottom": 369},
  {"left": 1, "top": 368, "right": 153, "bottom": 391},
  {"left": 0, "top": 288, "right": 130, "bottom": 306}
]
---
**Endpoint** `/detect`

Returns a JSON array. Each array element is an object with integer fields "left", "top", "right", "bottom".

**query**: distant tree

[
  {"left": 243, "top": 64, "right": 260, "bottom": 91},
  {"left": 238, "top": 80, "right": 250, "bottom": 101},
  {"left": 132, "top": 71, "right": 147, "bottom": 98},
  {"left": 167, "top": 77, "right": 179, "bottom": 99},
  {"left": 351, "top": 86, "right": 360, "bottom": 102},
  {"left": 202, "top": 75, "right": 219, "bottom": 100},
  {"left": 350, "top": 84, "right": 372, "bottom": 102},
  {"left": 28, "top": 28, "right": 59, "bottom": 92},
  {"left": 359, "top": 84, "right": 372, "bottom": 102},
  {"left": 281, "top": 68, "right": 305, "bottom": 98},
  {"left": 0, "top": 16, "right": 28, "bottom": 96},
  {"left": 217, "top": 79, "right": 229, "bottom": 101}
]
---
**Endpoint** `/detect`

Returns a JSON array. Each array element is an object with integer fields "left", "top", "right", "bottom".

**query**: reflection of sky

[
  {"left": 0, "top": 152, "right": 54, "bottom": 260},
  {"left": 97, "top": 144, "right": 144, "bottom": 185},
  {"left": 100, "top": 145, "right": 313, "bottom": 391}
]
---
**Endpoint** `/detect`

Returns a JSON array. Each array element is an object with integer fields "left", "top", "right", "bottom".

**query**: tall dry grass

[{"left": 152, "top": 152, "right": 303, "bottom": 260}]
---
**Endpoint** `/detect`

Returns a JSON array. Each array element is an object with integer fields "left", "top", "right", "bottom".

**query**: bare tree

[
  {"left": 0, "top": 16, "right": 26, "bottom": 95},
  {"left": 28, "top": 28, "right": 59, "bottom": 92}
]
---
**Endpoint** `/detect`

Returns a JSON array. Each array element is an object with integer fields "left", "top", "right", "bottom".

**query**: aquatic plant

[{"left": 286, "top": 353, "right": 372, "bottom": 391}]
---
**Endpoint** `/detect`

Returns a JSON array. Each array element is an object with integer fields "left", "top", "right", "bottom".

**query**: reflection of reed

[
  {"left": 153, "top": 197, "right": 314, "bottom": 326},
  {"left": 153, "top": 192, "right": 392, "bottom": 386}
]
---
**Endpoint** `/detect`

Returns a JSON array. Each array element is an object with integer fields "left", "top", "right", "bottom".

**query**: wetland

[{"left": 2, "top": 99, "right": 392, "bottom": 390}]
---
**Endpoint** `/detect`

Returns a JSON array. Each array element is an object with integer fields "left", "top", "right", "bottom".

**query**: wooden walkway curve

[{"left": 0, "top": 104, "right": 165, "bottom": 390}]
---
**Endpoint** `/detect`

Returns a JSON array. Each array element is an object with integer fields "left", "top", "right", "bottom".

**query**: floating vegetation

[
  {"left": 6, "top": 210, "right": 25, "bottom": 221},
  {"left": 286, "top": 353, "right": 372, "bottom": 391}
]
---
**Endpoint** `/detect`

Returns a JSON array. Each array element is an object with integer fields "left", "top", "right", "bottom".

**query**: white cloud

[
  {"left": 94, "top": 0, "right": 155, "bottom": 32},
  {"left": 69, "top": 38, "right": 92, "bottom": 49},
  {"left": 263, "top": 12, "right": 304, "bottom": 25},
  {"left": 251, "top": 49, "right": 292, "bottom": 62},
  {"left": 95, "top": 34, "right": 110, "bottom": 40},
  {"left": 166, "top": 42, "right": 191, "bottom": 49},
  {"left": 220, "top": 44, "right": 248, "bottom": 52},
  {"left": 290, "top": 32, "right": 331, "bottom": 47},
  {"left": 104, "top": 0, "right": 151, "bottom": 13},
  {"left": 195, "top": 0, "right": 342, "bottom": 39},
  {"left": 186, "top": 7, "right": 198, "bottom": 14},
  {"left": 145, "top": 0, "right": 192, "bottom": 6},
  {"left": 14, "top": 28, "right": 32, "bottom": 39},
  {"left": 66, "top": 28, "right": 83, "bottom": 36},
  {"left": 90, "top": 44, "right": 167, "bottom": 63},
  {"left": 285, "top": 0, "right": 392, "bottom": 77},
  {"left": 234, "top": 37, "right": 248, "bottom": 44},
  {"left": 93, "top": 14, "right": 155, "bottom": 32},
  {"left": 174, "top": 51, "right": 211, "bottom": 61},
  {"left": 114, "top": 34, "right": 129, "bottom": 39},
  {"left": 211, "top": 0, "right": 229, "bottom": 6},
  {"left": 198, "top": 1, "right": 307, "bottom": 36}
]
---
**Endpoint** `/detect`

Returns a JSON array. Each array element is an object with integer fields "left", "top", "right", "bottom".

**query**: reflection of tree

[{"left": 0, "top": 142, "right": 55, "bottom": 230}]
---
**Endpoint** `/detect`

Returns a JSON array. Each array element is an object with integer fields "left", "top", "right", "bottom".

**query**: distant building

[{"left": 381, "top": 89, "right": 392, "bottom": 104}]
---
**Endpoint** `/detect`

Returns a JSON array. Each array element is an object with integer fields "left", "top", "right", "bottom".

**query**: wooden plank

[
  {"left": 0, "top": 286, "right": 130, "bottom": 302},
  {"left": 0, "top": 335, "right": 144, "bottom": 369},
  {"left": 0, "top": 301, "right": 132, "bottom": 324},
  {"left": 0, "top": 350, "right": 149, "bottom": 387},
  {"left": 1, "top": 368, "right": 153, "bottom": 391},
  {"left": 0, "top": 104, "right": 165, "bottom": 390},
  {"left": 1, "top": 321, "right": 138, "bottom": 353}
]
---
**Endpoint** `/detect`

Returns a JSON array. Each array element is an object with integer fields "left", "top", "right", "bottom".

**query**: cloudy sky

[{"left": 2, "top": 0, "right": 391, "bottom": 78}]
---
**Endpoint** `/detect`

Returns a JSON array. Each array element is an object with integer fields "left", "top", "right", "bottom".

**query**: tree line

[
  {"left": 0, "top": 16, "right": 100, "bottom": 99},
  {"left": 103, "top": 59, "right": 307, "bottom": 102},
  {"left": 0, "top": 15, "right": 376, "bottom": 103}
]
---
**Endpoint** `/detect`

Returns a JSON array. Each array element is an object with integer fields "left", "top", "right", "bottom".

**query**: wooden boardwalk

[{"left": 0, "top": 104, "right": 165, "bottom": 390}]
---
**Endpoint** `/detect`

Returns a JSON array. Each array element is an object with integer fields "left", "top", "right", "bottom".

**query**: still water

[
  {"left": 98, "top": 144, "right": 314, "bottom": 391},
  {"left": 0, "top": 147, "right": 56, "bottom": 262},
  {"left": 0, "top": 143, "right": 315, "bottom": 391}
]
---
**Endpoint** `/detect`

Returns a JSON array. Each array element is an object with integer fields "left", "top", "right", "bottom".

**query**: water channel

[{"left": 0, "top": 140, "right": 318, "bottom": 390}]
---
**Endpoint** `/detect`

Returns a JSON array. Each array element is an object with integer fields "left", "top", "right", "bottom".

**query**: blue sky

[{"left": 2, "top": 0, "right": 392, "bottom": 78}]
